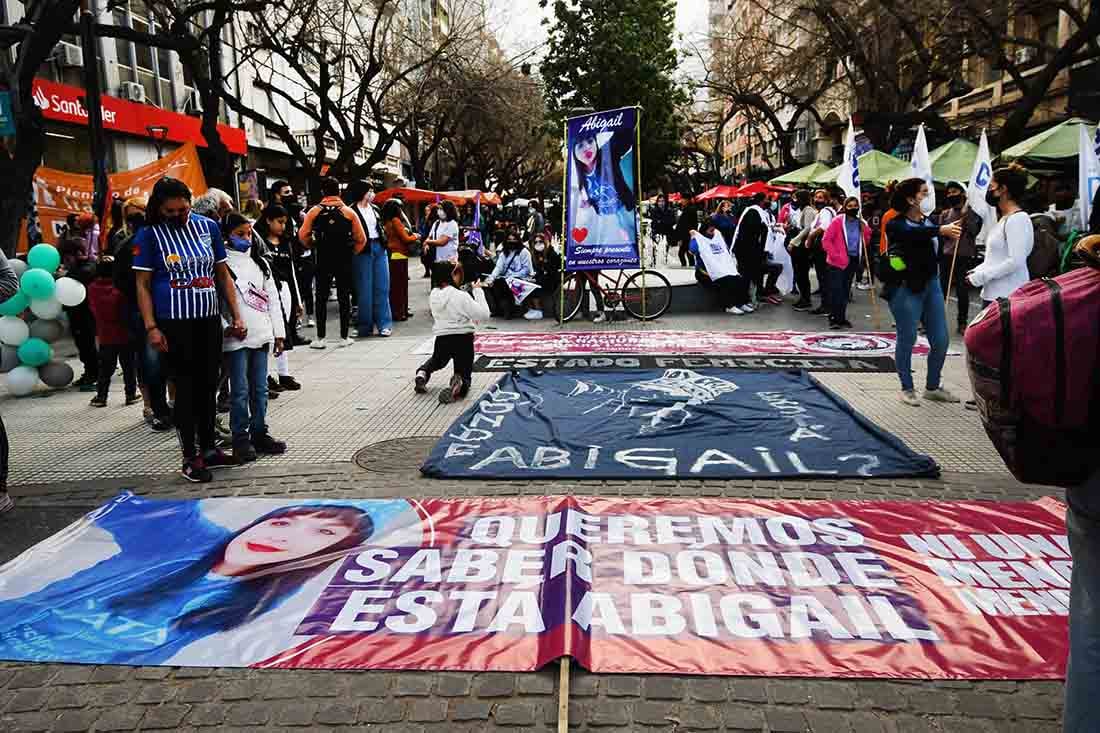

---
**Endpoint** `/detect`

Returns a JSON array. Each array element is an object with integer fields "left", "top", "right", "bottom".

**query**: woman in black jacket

[
  {"left": 883, "top": 178, "right": 962, "bottom": 407},
  {"left": 673, "top": 194, "right": 699, "bottom": 268}
]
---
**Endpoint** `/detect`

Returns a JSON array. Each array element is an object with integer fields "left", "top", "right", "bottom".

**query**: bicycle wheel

[
  {"left": 621, "top": 270, "right": 672, "bottom": 320},
  {"left": 558, "top": 274, "right": 585, "bottom": 322}
]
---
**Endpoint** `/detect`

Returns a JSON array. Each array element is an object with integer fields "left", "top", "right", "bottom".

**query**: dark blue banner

[
  {"left": 564, "top": 107, "right": 640, "bottom": 271},
  {"left": 422, "top": 369, "right": 939, "bottom": 480}
]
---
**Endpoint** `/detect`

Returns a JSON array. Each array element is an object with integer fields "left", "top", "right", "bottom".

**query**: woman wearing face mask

[
  {"left": 487, "top": 231, "right": 536, "bottom": 319},
  {"left": 134, "top": 178, "right": 245, "bottom": 481},
  {"left": 525, "top": 200, "right": 546, "bottom": 245},
  {"left": 220, "top": 212, "right": 288, "bottom": 464},
  {"left": 713, "top": 200, "right": 738, "bottom": 247},
  {"left": 821, "top": 197, "right": 871, "bottom": 329},
  {"left": 883, "top": 178, "right": 963, "bottom": 407},
  {"left": 425, "top": 200, "right": 461, "bottom": 265},
  {"left": 528, "top": 234, "right": 562, "bottom": 320},
  {"left": 965, "top": 165, "right": 1034, "bottom": 307}
]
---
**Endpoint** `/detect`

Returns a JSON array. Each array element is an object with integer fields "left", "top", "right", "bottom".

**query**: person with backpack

[
  {"left": 298, "top": 177, "right": 367, "bottom": 349},
  {"left": 965, "top": 165, "right": 1034, "bottom": 306},
  {"left": 882, "top": 178, "right": 962, "bottom": 407}
]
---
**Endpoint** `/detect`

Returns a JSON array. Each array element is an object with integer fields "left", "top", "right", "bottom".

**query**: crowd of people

[{"left": 652, "top": 168, "right": 1100, "bottom": 406}]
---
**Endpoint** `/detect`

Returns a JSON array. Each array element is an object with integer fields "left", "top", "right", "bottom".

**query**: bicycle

[{"left": 558, "top": 268, "right": 673, "bottom": 322}]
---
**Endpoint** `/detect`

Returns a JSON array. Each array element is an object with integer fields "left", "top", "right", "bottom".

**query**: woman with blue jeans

[
  {"left": 346, "top": 181, "right": 393, "bottom": 337},
  {"left": 883, "top": 178, "right": 962, "bottom": 407}
]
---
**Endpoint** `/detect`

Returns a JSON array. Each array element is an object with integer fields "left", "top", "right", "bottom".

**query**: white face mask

[
  {"left": 534, "top": 243, "right": 546, "bottom": 252},
  {"left": 919, "top": 193, "right": 935, "bottom": 217},
  {"left": 437, "top": 210, "right": 446, "bottom": 220}
]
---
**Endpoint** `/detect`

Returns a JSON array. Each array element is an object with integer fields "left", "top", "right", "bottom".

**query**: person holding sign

[{"left": 690, "top": 216, "right": 750, "bottom": 315}]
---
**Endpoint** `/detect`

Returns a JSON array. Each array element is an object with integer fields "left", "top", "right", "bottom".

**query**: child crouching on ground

[
  {"left": 87, "top": 257, "right": 137, "bottom": 407},
  {"left": 415, "top": 260, "right": 490, "bottom": 404},
  {"left": 221, "top": 212, "right": 288, "bottom": 463}
]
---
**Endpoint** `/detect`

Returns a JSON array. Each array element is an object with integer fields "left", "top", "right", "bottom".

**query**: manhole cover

[{"left": 353, "top": 436, "right": 439, "bottom": 473}]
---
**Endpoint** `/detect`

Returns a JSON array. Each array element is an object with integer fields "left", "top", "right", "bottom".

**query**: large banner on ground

[
  {"left": 564, "top": 107, "right": 641, "bottom": 270},
  {"left": 0, "top": 493, "right": 1069, "bottom": 678},
  {"left": 413, "top": 331, "right": 943, "bottom": 357},
  {"left": 422, "top": 370, "right": 938, "bottom": 480}
]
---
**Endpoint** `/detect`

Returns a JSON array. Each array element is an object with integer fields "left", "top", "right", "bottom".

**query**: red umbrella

[
  {"left": 735, "top": 181, "right": 794, "bottom": 198},
  {"left": 694, "top": 185, "right": 740, "bottom": 202}
]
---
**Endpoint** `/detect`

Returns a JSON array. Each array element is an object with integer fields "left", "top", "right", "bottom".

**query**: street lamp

[{"left": 146, "top": 125, "right": 169, "bottom": 159}]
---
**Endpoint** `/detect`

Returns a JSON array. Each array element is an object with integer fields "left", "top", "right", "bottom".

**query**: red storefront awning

[{"left": 32, "top": 78, "right": 248, "bottom": 156}]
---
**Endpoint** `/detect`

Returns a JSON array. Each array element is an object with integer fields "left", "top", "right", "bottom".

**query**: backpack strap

[
  {"left": 996, "top": 296, "right": 1012, "bottom": 405},
  {"left": 1041, "top": 278, "right": 1066, "bottom": 423}
]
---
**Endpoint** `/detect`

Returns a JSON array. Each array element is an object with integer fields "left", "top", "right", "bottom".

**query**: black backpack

[{"left": 311, "top": 204, "right": 353, "bottom": 253}]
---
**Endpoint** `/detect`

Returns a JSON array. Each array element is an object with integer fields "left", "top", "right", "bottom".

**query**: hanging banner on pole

[
  {"left": 564, "top": 106, "right": 641, "bottom": 271},
  {"left": 0, "top": 492, "right": 1071, "bottom": 679}
]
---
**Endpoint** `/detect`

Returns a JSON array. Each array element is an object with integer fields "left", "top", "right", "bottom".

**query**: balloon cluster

[{"left": 0, "top": 244, "right": 84, "bottom": 396}]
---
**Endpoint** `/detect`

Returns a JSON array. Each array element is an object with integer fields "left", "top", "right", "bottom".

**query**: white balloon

[
  {"left": 29, "top": 297, "right": 63, "bottom": 320},
  {"left": 6, "top": 365, "right": 39, "bottom": 396},
  {"left": 0, "top": 316, "right": 29, "bottom": 346},
  {"left": 9, "top": 259, "right": 27, "bottom": 278},
  {"left": 54, "top": 277, "right": 86, "bottom": 307}
]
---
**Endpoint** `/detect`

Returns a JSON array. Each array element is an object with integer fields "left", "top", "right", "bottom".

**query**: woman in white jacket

[
  {"left": 967, "top": 165, "right": 1034, "bottom": 304},
  {"left": 414, "top": 260, "right": 491, "bottom": 404},
  {"left": 221, "top": 213, "right": 288, "bottom": 463}
]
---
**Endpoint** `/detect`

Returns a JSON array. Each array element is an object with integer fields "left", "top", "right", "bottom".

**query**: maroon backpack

[{"left": 965, "top": 240, "right": 1100, "bottom": 487}]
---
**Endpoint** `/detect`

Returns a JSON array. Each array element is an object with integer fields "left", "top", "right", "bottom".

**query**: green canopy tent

[
  {"left": 768, "top": 162, "right": 833, "bottom": 186},
  {"left": 810, "top": 150, "right": 909, "bottom": 188},
  {"left": 999, "top": 118, "right": 1099, "bottom": 167},
  {"left": 928, "top": 139, "right": 978, "bottom": 185}
]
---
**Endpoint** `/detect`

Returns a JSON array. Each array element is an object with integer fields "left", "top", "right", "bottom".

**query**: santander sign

[{"left": 33, "top": 83, "right": 117, "bottom": 124}]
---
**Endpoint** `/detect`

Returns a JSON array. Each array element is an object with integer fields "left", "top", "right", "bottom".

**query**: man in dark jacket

[
  {"left": 673, "top": 193, "right": 699, "bottom": 268},
  {"left": 732, "top": 192, "right": 771, "bottom": 303},
  {"left": 938, "top": 181, "right": 984, "bottom": 334}
]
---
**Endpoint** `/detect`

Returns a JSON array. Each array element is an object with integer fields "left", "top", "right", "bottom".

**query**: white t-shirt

[
  {"left": 358, "top": 203, "right": 381, "bottom": 239},
  {"left": 692, "top": 230, "right": 738, "bottom": 280},
  {"left": 969, "top": 211, "right": 1034, "bottom": 301},
  {"left": 431, "top": 219, "right": 461, "bottom": 262},
  {"left": 812, "top": 206, "right": 836, "bottom": 232}
]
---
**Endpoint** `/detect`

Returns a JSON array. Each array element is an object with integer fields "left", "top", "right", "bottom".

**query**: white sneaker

[
  {"left": 725, "top": 305, "right": 745, "bottom": 315},
  {"left": 309, "top": 340, "right": 327, "bottom": 350},
  {"left": 524, "top": 309, "right": 544, "bottom": 320},
  {"left": 741, "top": 303, "right": 756, "bottom": 313},
  {"left": 337, "top": 337, "right": 355, "bottom": 348},
  {"left": 899, "top": 390, "right": 921, "bottom": 407},
  {"left": 380, "top": 328, "right": 393, "bottom": 336},
  {"left": 592, "top": 312, "right": 607, "bottom": 323},
  {"left": 923, "top": 387, "right": 961, "bottom": 404},
  {"left": 307, "top": 318, "right": 316, "bottom": 327},
  {"left": 856, "top": 282, "right": 871, "bottom": 290}
]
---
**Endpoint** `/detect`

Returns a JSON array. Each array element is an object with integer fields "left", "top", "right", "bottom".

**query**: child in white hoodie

[
  {"left": 415, "top": 260, "right": 490, "bottom": 404},
  {"left": 222, "top": 213, "right": 288, "bottom": 463}
]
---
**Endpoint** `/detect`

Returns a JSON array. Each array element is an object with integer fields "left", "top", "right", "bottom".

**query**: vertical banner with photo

[{"left": 564, "top": 106, "right": 641, "bottom": 271}]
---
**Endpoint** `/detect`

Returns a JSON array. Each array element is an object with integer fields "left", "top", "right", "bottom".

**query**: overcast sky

[{"left": 487, "top": 0, "right": 710, "bottom": 75}]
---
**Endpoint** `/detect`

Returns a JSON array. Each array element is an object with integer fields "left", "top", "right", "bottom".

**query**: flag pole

[
  {"left": 636, "top": 106, "right": 646, "bottom": 319},
  {"left": 559, "top": 120, "right": 568, "bottom": 329}
]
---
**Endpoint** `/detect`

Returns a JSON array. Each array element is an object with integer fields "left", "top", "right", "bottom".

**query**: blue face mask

[{"left": 228, "top": 235, "right": 251, "bottom": 253}]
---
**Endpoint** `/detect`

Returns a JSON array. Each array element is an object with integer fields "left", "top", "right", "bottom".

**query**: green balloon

[
  {"left": 27, "top": 244, "right": 61, "bottom": 273},
  {"left": 16, "top": 337, "right": 52, "bottom": 367},
  {"left": 20, "top": 269, "right": 55, "bottom": 300},
  {"left": 0, "top": 292, "right": 27, "bottom": 316}
]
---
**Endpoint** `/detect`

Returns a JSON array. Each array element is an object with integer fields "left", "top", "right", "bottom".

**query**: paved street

[{"left": 0, "top": 280, "right": 1066, "bottom": 732}]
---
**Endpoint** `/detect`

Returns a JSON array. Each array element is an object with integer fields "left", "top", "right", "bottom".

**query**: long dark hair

[
  {"left": 992, "top": 164, "right": 1029, "bottom": 202},
  {"left": 440, "top": 200, "right": 457, "bottom": 222},
  {"left": 147, "top": 177, "right": 193, "bottom": 225},
  {"left": 572, "top": 130, "right": 637, "bottom": 212},
  {"left": 381, "top": 199, "right": 403, "bottom": 223},
  {"left": 254, "top": 204, "right": 289, "bottom": 242},
  {"left": 343, "top": 180, "right": 372, "bottom": 206},
  {"left": 889, "top": 178, "right": 926, "bottom": 214},
  {"left": 107, "top": 505, "right": 373, "bottom": 633}
]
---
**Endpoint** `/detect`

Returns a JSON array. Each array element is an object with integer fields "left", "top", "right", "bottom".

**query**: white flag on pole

[
  {"left": 966, "top": 129, "right": 995, "bottom": 244},
  {"left": 1079, "top": 123, "right": 1100, "bottom": 232},
  {"left": 910, "top": 124, "right": 935, "bottom": 216},
  {"left": 839, "top": 118, "right": 861, "bottom": 205}
]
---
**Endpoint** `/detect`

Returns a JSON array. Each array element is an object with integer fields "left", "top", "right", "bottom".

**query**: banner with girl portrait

[{"left": 564, "top": 107, "right": 641, "bottom": 270}]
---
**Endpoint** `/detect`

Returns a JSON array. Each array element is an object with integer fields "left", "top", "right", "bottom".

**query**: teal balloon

[
  {"left": 16, "top": 337, "right": 51, "bottom": 367},
  {"left": 20, "top": 269, "right": 55, "bottom": 300},
  {"left": 27, "top": 244, "right": 61, "bottom": 273},
  {"left": 0, "top": 292, "right": 28, "bottom": 316}
]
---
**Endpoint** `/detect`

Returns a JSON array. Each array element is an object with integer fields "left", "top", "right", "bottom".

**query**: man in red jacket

[{"left": 86, "top": 257, "right": 138, "bottom": 407}]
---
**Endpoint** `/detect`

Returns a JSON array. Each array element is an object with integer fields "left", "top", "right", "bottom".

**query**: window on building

[{"left": 113, "top": 0, "right": 176, "bottom": 109}]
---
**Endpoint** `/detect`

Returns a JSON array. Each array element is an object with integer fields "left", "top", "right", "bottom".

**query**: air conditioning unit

[
  {"left": 58, "top": 43, "right": 83, "bottom": 68},
  {"left": 183, "top": 91, "right": 203, "bottom": 116},
  {"left": 1015, "top": 47, "right": 1037, "bottom": 65},
  {"left": 118, "top": 81, "right": 146, "bottom": 104}
]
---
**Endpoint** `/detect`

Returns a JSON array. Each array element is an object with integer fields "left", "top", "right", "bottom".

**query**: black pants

[
  {"left": 828, "top": 262, "right": 859, "bottom": 325},
  {"left": 160, "top": 317, "right": 222, "bottom": 460},
  {"left": 296, "top": 257, "right": 315, "bottom": 317},
  {"left": 734, "top": 246, "right": 764, "bottom": 300},
  {"left": 0, "top": 411, "right": 8, "bottom": 497},
  {"left": 791, "top": 246, "right": 812, "bottom": 304},
  {"left": 939, "top": 253, "right": 976, "bottom": 327},
  {"left": 678, "top": 238, "right": 695, "bottom": 267},
  {"left": 315, "top": 255, "right": 354, "bottom": 340},
  {"left": 812, "top": 248, "right": 829, "bottom": 307},
  {"left": 418, "top": 333, "right": 474, "bottom": 394},
  {"left": 762, "top": 261, "right": 783, "bottom": 295},
  {"left": 709, "top": 275, "right": 748, "bottom": 309},
  {"left": 96, "top": 344, "right": 136, "bottom": 399},
  {"left": 490, "top": 279, "right": 518, "bottom": 317},
  {"left": 66, "top": 302, "right": 98, "bottom": 379}
]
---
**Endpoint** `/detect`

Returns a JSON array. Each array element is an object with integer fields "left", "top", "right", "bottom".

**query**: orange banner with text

[{"left": 32, "top": 143, "right": 208, "bottom": 245}]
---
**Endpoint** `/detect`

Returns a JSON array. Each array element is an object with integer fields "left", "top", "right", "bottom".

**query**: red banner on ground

[{"left": 0, "top": 495, "right": 1069, "bottom": 679}]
